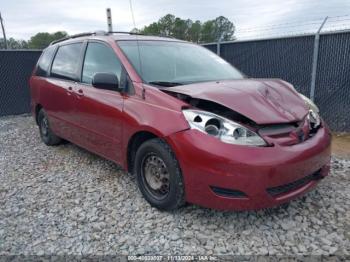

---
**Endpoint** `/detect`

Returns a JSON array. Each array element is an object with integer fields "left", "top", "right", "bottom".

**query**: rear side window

[
  {"left": 82, "top": 42, "right": 122, "bottom": 84},
  {"left": 35, "top": 46, "right": 55, "bottom": 77},
  {"left": 51, "top": 43, "right": 83, "bottom": 81}
]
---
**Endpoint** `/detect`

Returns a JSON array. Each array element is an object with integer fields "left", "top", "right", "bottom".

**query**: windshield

[{"left": 117, "top": 40, "right": 244, "bottom": 86}]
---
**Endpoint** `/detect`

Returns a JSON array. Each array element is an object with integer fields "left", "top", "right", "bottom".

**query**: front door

[{"left": 72, "top": 41, "right": 125, "bottom": 162}]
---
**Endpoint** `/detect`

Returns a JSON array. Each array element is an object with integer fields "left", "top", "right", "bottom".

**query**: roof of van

[{"left": 50, "top": 31, "right": 184, "bottom": 45}]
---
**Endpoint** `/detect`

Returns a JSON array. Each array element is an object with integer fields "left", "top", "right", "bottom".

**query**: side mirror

[{"left": 92, "top": 73, "right": 121, "bottom": 92}]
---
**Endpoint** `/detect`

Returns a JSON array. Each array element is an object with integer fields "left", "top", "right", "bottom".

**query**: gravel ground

[{"left": 0, "top": 114, "right": 349, "bottom": 256}]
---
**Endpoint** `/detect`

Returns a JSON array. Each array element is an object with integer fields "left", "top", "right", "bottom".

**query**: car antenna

[{"left": 128, "top": 0, "right": 145, "bottom": 99}]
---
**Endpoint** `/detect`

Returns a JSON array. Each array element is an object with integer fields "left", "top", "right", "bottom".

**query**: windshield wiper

[{"left": 148, "top": 81, "right": 184, "bottom": 87}]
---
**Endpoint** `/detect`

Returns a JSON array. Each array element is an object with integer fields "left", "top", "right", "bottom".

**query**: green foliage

[
  {"left": 28, "top": 31, "right": 68, "bottom": 49},
  {"left": 201, "top": 20, "right": 216, "bottom": 43},
  {"left": 138, "top": 14, "right": 235, "bottom": 43},
  {"left": 188, "top": 20, "right": 202, "bottom": 43},
  {"left": 142, "top": 22, "right": 161, "bottom": 36},
  {"left": 130, "top": 28, "right": 141, "bottom": 34},
  {"left": 0, "top": 31, "right": 68, "bottom": 50},
  {"left": 0, "top": 16, "right": 234, "bottom": 50},
  {"left": 9, "top": 38, "right": 28, "bottom": 49},
  {"left": 0, "top": 37, "right": 28, "bottom": 49},
  {"left": 214, "top": 16, "right": 235, "bottom": 41}
]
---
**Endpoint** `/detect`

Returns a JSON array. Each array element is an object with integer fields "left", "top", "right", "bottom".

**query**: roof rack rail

[
  {"left": 110, "top": 31, "right": 146, "bottom": 36},
  {"left": 111, "top": 31, "right": 175, "bottom": 39},
  {"left": 50, "top": 31, "right": 108, "bottom": 45},
  {"left": 50, "top": 30, "right": 173, "bottom": 45}
]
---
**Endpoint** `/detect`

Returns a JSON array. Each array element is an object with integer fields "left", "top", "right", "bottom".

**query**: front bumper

[{"left": 166, "top": 126, "right": 331, "bottom": 210}]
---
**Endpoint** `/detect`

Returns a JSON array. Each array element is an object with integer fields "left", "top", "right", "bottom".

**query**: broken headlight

[
  {"left": 182, "top": 109, "right": 266, "bottom": 146},
  {"left": 299, "top": 94, "right": 319, "bottom": 113},
  {"left": 299, "top": 94, "right": 321, "bottom": 128}
]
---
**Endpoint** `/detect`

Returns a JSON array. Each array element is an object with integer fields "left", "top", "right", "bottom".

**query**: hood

[{"left": 164, "top": 79, "right": 309, "bottom": 125}]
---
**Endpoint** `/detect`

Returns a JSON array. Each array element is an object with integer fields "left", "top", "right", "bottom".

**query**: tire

[
  {"left": 37, "top": 109, "right": 62, "bottom": 146},
  {"left": 134, "top": 138, "right": 185, "bottom": 211}
]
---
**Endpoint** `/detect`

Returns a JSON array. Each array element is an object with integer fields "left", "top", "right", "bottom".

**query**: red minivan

[{"left": 30, "top": 32, "right": 331, "bottom": 211}]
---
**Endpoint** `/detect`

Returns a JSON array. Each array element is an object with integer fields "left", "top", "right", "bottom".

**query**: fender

[{"left": 120, "top": 83, "right": 191, "bottom": 168}]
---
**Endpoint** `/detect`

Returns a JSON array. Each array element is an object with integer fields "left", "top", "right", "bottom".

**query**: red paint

[
  {"left": 30, "top": 34, "right": 331, "bottom": 210},
  {"left": 165, "top": 79, "right": 309, "bottom": 124},
  {"left": 166, "top": 127, "right": 331, "bottom": 210}
]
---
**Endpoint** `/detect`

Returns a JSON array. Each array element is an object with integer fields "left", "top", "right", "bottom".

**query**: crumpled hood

[{"left": 164, "top": 79, "right": 309, "bottom": 124}]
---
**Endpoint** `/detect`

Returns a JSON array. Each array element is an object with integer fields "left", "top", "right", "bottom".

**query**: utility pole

[
  {"left": 0, "top": 11, "right": 8, "bottom": 49},
  {"left": 106, "top": 8, "right": 113, "bottom": 32}
]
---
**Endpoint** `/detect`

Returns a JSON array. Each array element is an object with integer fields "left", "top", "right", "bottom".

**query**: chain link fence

[
  {"left": 314, "top": 32, "right": 350, "bottom": 132},
  {"left": 0, "top": 31, "right": 349, "bottom": 131},
  {"left": 0, "top": 50, "right": 41, "bottom": 116},
  {"left": 203, "top": 31, "right": 350, "bottom": 132}
]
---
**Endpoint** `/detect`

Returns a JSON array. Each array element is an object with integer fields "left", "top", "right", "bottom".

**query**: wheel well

[
  {"left": 127, "top": 131, "right": 158, "bottom": 173},
  {"left": 35, "top": 104, "right": 43, "bottom": 125}
]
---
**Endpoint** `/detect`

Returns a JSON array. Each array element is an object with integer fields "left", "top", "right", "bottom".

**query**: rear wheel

[
  {"left": 135, "top": 138, "right": 185, "bottom": 210},
  {"left": 37, "top": 109, "right": 62, "bottom": 146}
]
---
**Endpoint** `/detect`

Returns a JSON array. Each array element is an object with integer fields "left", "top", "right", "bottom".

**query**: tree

[
  {"left": 0, "top": 37, "right": 28, "bottom": 49},
  {"left": 0, "top": 31, "right": 69, "bottom": 50},
  {"left": 8, "top": 38, "right": 28, "bottom": 49},
  {"left": 142, "top": 22, "right": 161, "bottom": 36},
  {"left": 213, "top": 16, "right": 235, "bottom": 41},
  {"left": 130, "top": 28, "right": 141, "bottom": 34},
  {"left": 200, "top": 16, "right": 235, "bottom": 42},
  {"left": 158, "top": 14, "right": 176, "bottom": 36},
  {"left": 188, "top": 20, "right": 201, "bottom": 43},
  {"left": 28, "top": 31, "right": 68, "bottom": 49},
  {"left": 200, "top": 20, "right": 215, "bottom": 43},
  {"left": 137, "top": 14, "right": 235, "bottom": 43},
  {"left": 173, "top": 17, "right": 188, "bottom": 40}
]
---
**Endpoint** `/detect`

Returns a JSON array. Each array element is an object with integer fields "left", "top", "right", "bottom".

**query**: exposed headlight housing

[
  {"left": 182, "top": 109, "right": 266, "bottom": 146},
  {"left": 308, "top": 109, "right": 321, "bottom": 129},
  {"left": 299, "top": 94, "right": 319, "bottom": 113},
  {"left": 299, "top": 94, "right": 321, "bottom": 128}
]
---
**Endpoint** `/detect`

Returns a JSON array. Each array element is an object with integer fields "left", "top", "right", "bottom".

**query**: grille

[
  {"left": 259, "top": 116, "right": 321, "bottom": 146},
  {"left": 210, "top": 186, "right": 247, "bottom": 198},
  {"left": 267, "top": 170, "right": 323, "bottom": 197}
]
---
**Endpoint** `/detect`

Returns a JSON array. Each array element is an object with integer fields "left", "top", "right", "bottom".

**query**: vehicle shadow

[{"left": 53, "top": 138, "right": 328, "bottom": 234}]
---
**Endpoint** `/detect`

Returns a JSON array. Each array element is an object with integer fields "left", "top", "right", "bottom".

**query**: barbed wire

[
  {"left": 236, "top": 31, "right": 317, "bottom": 41},
  {"left": 238, "top": 19, "right": 324, "bottom": 31},
  {"left": 237, "top": 14, "right": 350, "bottom": 31},
  {"left": 235, "top": 14, "right": 350, "bottom": 40},
  {"left": 238, "top": 23, "right": 322, "bottom": 33}
]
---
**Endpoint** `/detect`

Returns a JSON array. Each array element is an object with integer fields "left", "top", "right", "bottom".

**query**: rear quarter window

[
  {"left": 35, "top": 46, "right": 56, "bottom": 77},
  {"left": 51, "top": 43, "right": 83, "bottom": 81}
]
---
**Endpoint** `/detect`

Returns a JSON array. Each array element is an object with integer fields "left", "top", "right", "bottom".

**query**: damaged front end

[{"left": 164, "top": 90, "right": 322, "bottom": 147}]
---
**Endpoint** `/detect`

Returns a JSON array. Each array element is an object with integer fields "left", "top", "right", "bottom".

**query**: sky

[{"left": 1, "top": 0, "right": 350, "bottom": 40}]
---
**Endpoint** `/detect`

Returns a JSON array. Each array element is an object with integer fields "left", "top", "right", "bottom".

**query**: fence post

[
  {"left": 310, "top": 16, "right": 328, "bottom": 101},
  {"left": 216, "top": 40, "right": 221, "bottom": 56},
  {"left": 216, "top": 34, "right": 224, "bottom": 56}
]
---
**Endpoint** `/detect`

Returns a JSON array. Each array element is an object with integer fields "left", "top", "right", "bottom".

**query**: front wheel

[{"left": 134, "top": 138, "right": 185, "bottom": 211}]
